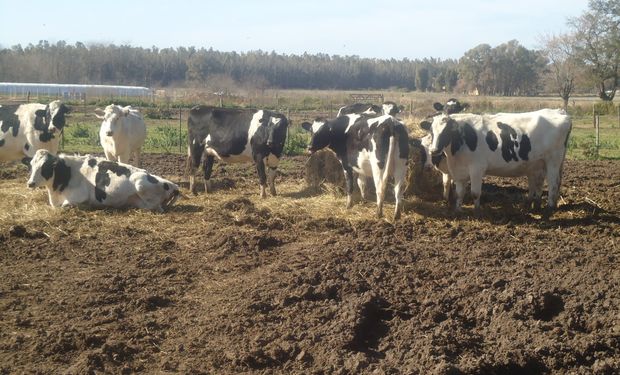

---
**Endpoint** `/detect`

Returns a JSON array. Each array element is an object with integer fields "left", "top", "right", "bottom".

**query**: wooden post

[
  {"left": 179, "top": 108, "right": 182, "bottom": 154},
  {"left": 595, "top": 115, "right": 600, "bottom": 157}
]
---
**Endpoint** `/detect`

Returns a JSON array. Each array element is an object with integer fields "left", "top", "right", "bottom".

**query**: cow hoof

[{"left": 270, "top": 187, "right": 277, "bottom": 196}]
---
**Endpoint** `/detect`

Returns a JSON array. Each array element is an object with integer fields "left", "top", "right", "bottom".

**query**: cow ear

[
  {"left": 433, "top": 102, "right": 444, "bottom": 111},
  {"left": 301, "top": 122, "right": 312, "bottom": 132},
  {"left": 61, "top": 104, "right": 71, "bottom": 114},
  {"left": 420, "top": 120, "right": 432, "bottom": 131},
  {"left": 122, "top": 107, "right": 131, "bottom": 116},
  {"left": 94, "top": 108, "right": 105, "bottom": 119},
  {"left": 35, "top": 109, "right": 46, "bottom": 118}
]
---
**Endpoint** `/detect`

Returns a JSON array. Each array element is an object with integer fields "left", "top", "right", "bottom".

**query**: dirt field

[{"left": 1, "top": 154, "right": 619, "bottom": 374}]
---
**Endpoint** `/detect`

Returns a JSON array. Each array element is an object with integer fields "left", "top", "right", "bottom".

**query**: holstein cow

[
  {"left": 187, "top": 106, "right": 289, "bottom": 197},
  {"left": 95, "top": 104, "right": 147, "bottom": 167},
  {"left": 336, "top": 101, "right": 403, "bottom": 117},
  {"left": 301, "top": 114, "right": 409, "bottom": 220},
  {"left": 416, "top": 99, "right": 471, "bottom": 202},
  {"left": 27, "top": 149, "right": 179, "bottom": 212},
  {"left": 0, "top": 100, "right": 70, "bottom": 164},
  {"left": 420, "top": 108, "right": 572, "bottom": 217}
]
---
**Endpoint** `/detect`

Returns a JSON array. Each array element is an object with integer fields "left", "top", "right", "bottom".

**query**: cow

[
  {"left": 420, "top": 133, "right": 452, "bottom": 202},
  {"left": 27, "top": 149, "right": 179, "bottom": 212},
  {"left": 336, "top": 101, "right": 403, "bottom": 117},
  {"left": 187, "top": 106, "right": 289, "bottom": 197},
  {"left": 433, "top": 98, "right": 469, "bottom": 115},
  {"left": 0, "top": 100, "right": 70, "bottom": 164},
  {"left": 95, "top": 104, "right": 147, "bottom": 167},
  {"left": 419, "top": 108, "right": 572, "bottom": 217},
  {"left": 416, "top": 99, "right": 471, "bottom": 202},
  {"left": 301, "top": 114, "right": 409, "bottom": 220}
]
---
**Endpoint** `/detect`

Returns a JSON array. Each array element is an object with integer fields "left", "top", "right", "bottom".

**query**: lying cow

[
  {"left": 95, "top": 104, "right": 146, "bottom": 167},
  {"left": 336, "top": 101, "right": 403, "bottom": 117},
  {"left": 0, "top": 100, "right": 70, "bottom": 164},
  {"left": 187, "top": 106, "right": 289, "bottom": 197},
  {"left": 420, "top": 108, "right": 572, "bottom": 217},
  {"left": 27, "top": 149, "right": 179, "bottom": 212},
  {"left": 301, "top": 114, "right": 409, "bottom": 220}
]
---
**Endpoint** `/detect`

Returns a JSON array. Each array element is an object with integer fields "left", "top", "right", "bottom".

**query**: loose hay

[{"left": 304, "top": 149, "right": 345, "bottom": 190}]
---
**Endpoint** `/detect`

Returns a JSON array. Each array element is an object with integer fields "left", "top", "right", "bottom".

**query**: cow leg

[
  {"left": 442, "top": 173, "right": 452, "bottom": 202},
  {"left": 343, "top": 166, "right": 355, "bottom": 209},
  {"left": 203, "top": 155, "right": 215, "bottom": 194},
  {"left": 255, "top": 154, "right": 268, "bottom": 198},
  {"left": 357, "top": 175, "right": 368, "bottom": 201},
  {"left": 392, "top": 160, "right": 407, "bottom": 220},
  {"left": 543, "top": 160, "right": 563, "bottom": 219},
  {"left": 453, "top": 180, "right": 466, "bottom": 214},
  {"left": 526, "top": 170, "right": 545, "bottom": 211},
  {"left": 104, "top": 149, "right": 115, "bottom": 162},
  {"left": 370, "top": 164, "right": 384, "bottom": 218},
  {"left": 267, "top": 167, "right": 277, "bottom": 196},
  {"left": 469, "top": 170, "right": 483, "bottom": 217}
]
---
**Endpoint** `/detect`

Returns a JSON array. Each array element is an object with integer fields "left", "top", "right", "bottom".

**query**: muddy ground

[{"left": 0, "top": 155, "right": 619, "bottom": 374}]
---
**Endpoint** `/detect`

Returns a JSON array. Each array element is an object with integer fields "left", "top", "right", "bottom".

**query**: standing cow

[
  {"left": 27, "top": 149, "right": 179, "bottom": 212},
  {"left": 0, "top": 100, "right": 70, "bottom": 164},
  {"left": 420, "top": 108, "right": 572, "bottom": 217},
  {"left": 95, "top": 104, "right": 146, "bottom": 167},
  {"left": 301, "top": 114, "right": 409, "bottom": 220},
  {"left": 187, "top": 106, "right": 289, "bottom": 197}
]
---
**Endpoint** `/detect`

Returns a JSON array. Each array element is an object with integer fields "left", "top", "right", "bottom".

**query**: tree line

[{"left": 0, "top": 0, "right": 617, "bottom": 103}]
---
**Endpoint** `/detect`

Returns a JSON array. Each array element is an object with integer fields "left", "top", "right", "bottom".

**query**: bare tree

[
  {"left": 569, "top": 0, "right": 620, "bottom": 101},
  {"left": 541, "top": 33, "right": 581, "bottom": 110}
]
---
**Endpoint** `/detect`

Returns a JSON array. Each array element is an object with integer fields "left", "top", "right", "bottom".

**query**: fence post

[
  {"left": 179, "top": 108, "right": 182, "bottom": 154},
  {"left": 595, "top": 115, "right": 600, "bottom": 158}
]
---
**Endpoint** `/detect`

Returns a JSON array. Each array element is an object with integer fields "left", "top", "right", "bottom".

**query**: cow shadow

[
  {"left": 280, "top": 185, "right": 328, "bottom": 199},
  {"left": 169, "top": 204, "right": 203, "bottom": 213}
]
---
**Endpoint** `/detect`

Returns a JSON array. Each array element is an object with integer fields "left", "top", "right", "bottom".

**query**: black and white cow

[
  {"left": 432, "top": 98, "right": 469, "bottom": 115},
  {"left": 416, "top": 99, "right": 471, "bottom": 202},
  {"left": 27, "top": 149, "right": 179, "bottom": 212},
  {"left": 0, "top": 100, "right": 70, "bottom": 164},
  {"left": 301, "top": 114, "right": 409, "bottom": 220},
  {"left": 187, "top": 106, "right": 289, "bottom": 197},
  {"left": 336, "top": 101, "right": 403, "bottom": 117},
  {"left": 420, "top": 108, "right": 572, "bottom": 217}
]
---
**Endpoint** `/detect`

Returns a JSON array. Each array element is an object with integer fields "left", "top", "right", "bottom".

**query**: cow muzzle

[
  {"left": 106, "top": 131, "right": 113, "bottom": 137},
  {"left": 27, "top": 181, "right": 36, "bottom": 189}
]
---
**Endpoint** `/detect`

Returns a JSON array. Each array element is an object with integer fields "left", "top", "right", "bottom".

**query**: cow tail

[{"left": 381, "top": 132, "right": 396, "bottom": 200}]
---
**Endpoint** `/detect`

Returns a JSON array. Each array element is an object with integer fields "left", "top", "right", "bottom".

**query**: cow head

[
  {"left": 95, "top": 104, "right": 131, "bottom": 137},
  {"left": 262, "top": 114, "right": 289, "bottom": 153},
  {"left": 433, "top": 98, "right": 469, "bottom": 115},
  {"left": 34, "top": 100, "right": 71, "bottom": 134},
  {"left": 419, "top": 113, "right": 456, "bottom": 156},
  {"left": 382, "top": 101, "right": 404, "bottom": 116},
  {"left": 27, "top": 149, "right": 57, "bottom": 188},
  {"left": 301, "top": 118, "right": 331, "bottom": 154}
]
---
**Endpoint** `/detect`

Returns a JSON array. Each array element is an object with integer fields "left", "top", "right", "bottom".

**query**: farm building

[{"left": 0, "top": 82, "right": 152, "bottom": 100}]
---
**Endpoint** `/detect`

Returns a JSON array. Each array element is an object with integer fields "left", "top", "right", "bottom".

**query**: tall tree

[{"left": 569, "top": 0, "right": 620, "bottom": 101}]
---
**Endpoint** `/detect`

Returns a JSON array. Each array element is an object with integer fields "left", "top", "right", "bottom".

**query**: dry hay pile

[{"left": 304, "top": 149, "right": 346, "bottom": 190}]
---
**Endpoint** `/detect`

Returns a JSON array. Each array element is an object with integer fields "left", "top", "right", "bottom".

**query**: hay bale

[
  {"left": 305, "top": 149, "right": 346, "bottom": 190},
  {"left": 405, "top": 139, "right": 444, "bottom": 200}
]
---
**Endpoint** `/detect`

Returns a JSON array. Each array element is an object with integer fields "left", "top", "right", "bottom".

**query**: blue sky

[{"left": 0, "top": 0, "right": 588, "bottom": 59}]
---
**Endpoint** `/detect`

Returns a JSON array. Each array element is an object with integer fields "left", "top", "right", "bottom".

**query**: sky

[{"left": 0, "top": 0, "right": 589, "bottom": 60}]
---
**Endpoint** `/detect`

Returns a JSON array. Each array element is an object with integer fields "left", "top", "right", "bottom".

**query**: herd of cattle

[{"left": 0, "top": 98, "right": 572, "bottom": 219}]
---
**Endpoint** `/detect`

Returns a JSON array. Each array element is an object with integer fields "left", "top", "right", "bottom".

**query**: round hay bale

[
  {"left": 305, "top": 149, "right": 345, "bottom": 190},
  {"left": 405, "top": 139, "right": 444, "bottom": 200}
]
